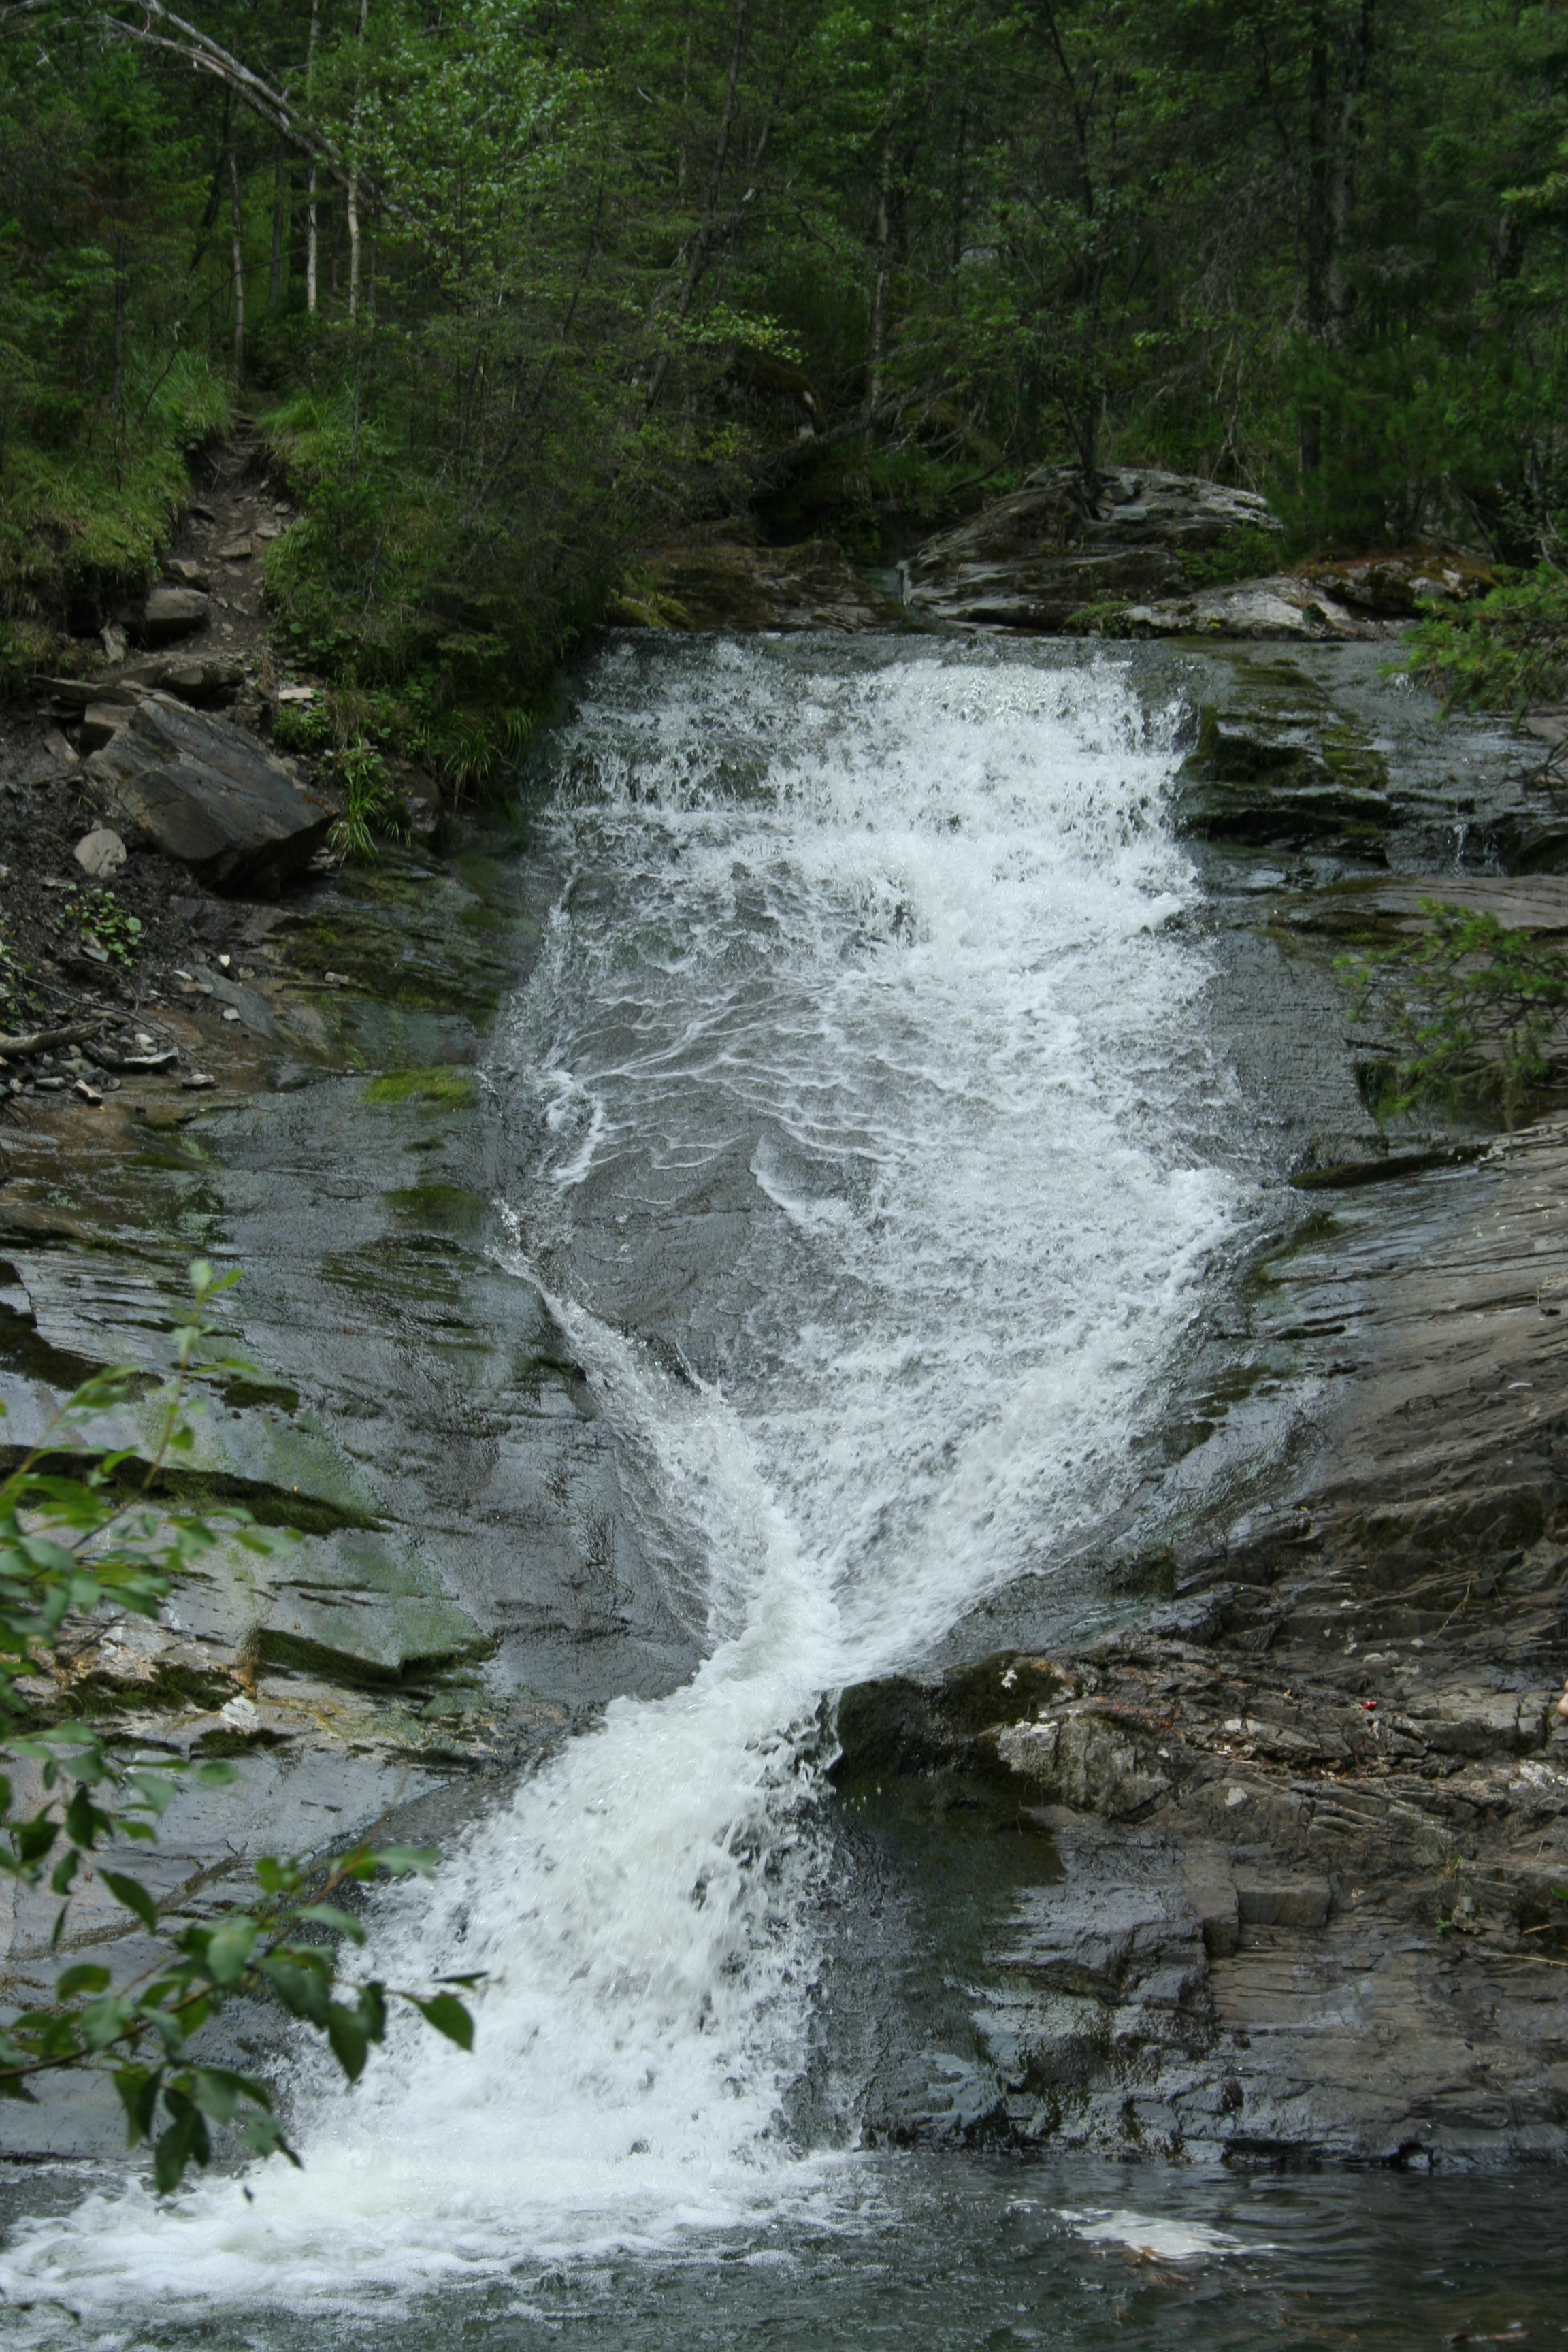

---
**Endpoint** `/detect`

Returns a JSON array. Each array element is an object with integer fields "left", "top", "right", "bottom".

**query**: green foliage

[
  {"left": 69, "top": 887, "right": 142, "bottom": 967},
  {"left": 0, "top": 1262, "right": 472, "bottom": 2189},
  {"left": 8, "top": 0, "right": 1568, "bottom": 713},
  {"left": 327, "top": 740, "right": 406, "bottom": 863},
  {"left": 1407, "top": 568, "right": 1568, "bottom": 710},
  {"left": 1338, "top": 901, "right": 1568, "bottom": 1127}
]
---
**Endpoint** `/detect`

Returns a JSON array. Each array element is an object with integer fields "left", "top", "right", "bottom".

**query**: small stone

[
  {"left": 218, "top": 538, "right": 254, "bottom": 563},
  {"left": 43, "top": 726, "right": 78, "bottom": 767},
  {"left": 181, "top": 1071, "right": 216, "bottom": 1091},
  {"left": 221, "top": 1005, "right": 240, "bottom": 1022},
  {"left": 218, "top": 953, "right": 231, "bottom": 970},
  {"left": 165, "top": 557, "right": 210, "bottom": 589},
  {"left": 71, "top": 1079, "right": 102, "bottom": 1105},
  {"left": 101, "top": 621, "right": 128, "bottom": 662},
  {"left": 134, "top": 1031, "right": 154, "bottom": 1047},
  {"left": 74, "top": 827, "right": 127, "bottom": 879}
]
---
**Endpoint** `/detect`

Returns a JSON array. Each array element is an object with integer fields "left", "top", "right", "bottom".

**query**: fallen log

[{"left": 0, "top": 1022, "right": 106, "bottom": 1061}]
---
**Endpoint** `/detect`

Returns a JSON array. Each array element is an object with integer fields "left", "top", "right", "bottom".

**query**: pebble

[{"left": 78, "top": 826, "right": 132, "bottom": 885}]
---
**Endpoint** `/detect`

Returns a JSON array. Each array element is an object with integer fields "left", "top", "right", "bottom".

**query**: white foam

[
  {"left": 0, "top": 638, "right": 1242, "bottom": 2317},
  {"left": 1066, "top": 2206, "right": 1262, "bottom": 2261}
]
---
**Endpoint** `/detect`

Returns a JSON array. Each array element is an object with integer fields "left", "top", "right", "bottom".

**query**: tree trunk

[
  {"left": 347, "top": 0, "right": 368, "bottom": 321},
  {"left": 1301, "top": 12, "right": 1330, "bottom": 476},
  {"left": 305, "top": 0, "right": 320, "bottom": 315},
  {"left": 268, "top": 136, "right": 286, "bottom": 304},
  {"left": 110, "top": 229, "right": 125, "bottom": 421},
  {"left": 112, "top": 228, "right": 126, "bottom": 489},
  {"left": 227, "top": 144, "right": 245, "bottom": 385},
  {"left": 642, "top": 0, "right": 747, "bottom": 420},
  {"left": 868, "top": 125, "right": 894, "bottom": 413},
  {"left": 1328, "top": 0, "right": 1374, "bottom": 345}
]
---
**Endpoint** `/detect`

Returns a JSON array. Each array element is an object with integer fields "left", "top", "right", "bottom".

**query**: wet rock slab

[{"left": 838, "top": 1117, "right": 1568, "bottom": 2166}]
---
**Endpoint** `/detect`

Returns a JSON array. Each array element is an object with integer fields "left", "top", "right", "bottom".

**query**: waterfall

[{"left": 0, "top": 636, "right": 1238, "bottom": 2316}]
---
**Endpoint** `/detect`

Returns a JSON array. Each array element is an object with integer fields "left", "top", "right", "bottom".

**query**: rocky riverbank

[{"left": 1, "top": 454, "right": 1565, "bottom": 2174}]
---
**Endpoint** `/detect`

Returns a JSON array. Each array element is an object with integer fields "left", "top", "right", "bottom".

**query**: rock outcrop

[
  {"left": 86, "top": 693, "right": 331, "bottom": 892},
  {"left": 902, "top": 466, "right": 1285, "bottom": 631},
  {"left": 839, "top": 1114, "right": 1568, "bottom": 2166}
]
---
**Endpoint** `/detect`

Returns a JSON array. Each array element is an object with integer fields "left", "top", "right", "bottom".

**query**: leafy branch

[
  {"left": 1337, "top": 901, "right": 1568, "bottom": 1127},
  {"left": 0, "top": 1262, "right": 473, "bottom": 2191}
]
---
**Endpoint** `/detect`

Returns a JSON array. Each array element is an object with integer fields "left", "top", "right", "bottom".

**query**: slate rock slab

[
  {"left": 86, "top": 694, "right": 331, "bottom": 892},
  {"left": 141, "top": 583, "right": 210, "bottom": 643},
  {"left": 904, "top": 466, "right": 1285, "bottom": 630}
]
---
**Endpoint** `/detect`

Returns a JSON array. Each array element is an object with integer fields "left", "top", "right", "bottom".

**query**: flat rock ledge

[{"left": 838, "top": 1115, "right": 1568, "bottom": 2168}]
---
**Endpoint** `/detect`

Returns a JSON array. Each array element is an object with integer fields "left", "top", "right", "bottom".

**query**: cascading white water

[{"left": 0, "top": 637, "right": 1241, "bottom": 2316}]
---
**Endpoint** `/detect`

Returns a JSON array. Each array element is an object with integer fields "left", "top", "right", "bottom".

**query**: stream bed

[{"left": 0, "top": 633, "right": 1557, "bottom": 2343}]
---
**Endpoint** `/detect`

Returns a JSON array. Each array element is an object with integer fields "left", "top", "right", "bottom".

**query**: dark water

[{"left": 0, "top": 2154, "right": 1559, "bottom": 2347}]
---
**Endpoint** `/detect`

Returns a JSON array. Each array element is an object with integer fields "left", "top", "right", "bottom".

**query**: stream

[{"left": 0, "top": 634, "right": 1561, "bottom": 2344}]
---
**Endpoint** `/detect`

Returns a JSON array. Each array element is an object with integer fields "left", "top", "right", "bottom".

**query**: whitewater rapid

[{"left": 0, "top": 636, "right": 1241, "bottom": 2319}]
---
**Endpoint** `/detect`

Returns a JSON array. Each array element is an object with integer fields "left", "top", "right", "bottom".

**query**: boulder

[
  {"left": 85, "top": 696, "right": 331, "bottom": 893},
  {"left": 126, "top": 652, "right": 244, "bottom": 707},
  {"left": 141, "top": 583, "right": 209, "bottom": 644},
  {"left": 1114, "top": 573, "right": 1387, "bottom": 640},
  {"left": 904, "top": 466, "right": 1285, "bottom": 630}
]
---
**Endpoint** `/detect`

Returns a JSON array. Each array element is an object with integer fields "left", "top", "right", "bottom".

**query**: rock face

[
  {"left": 838, "top": 1115, "right": 1568, "bottom": 2166},
  {"left": 86, "top": 694, "right": 331, "bottom": 892},
  {"left": 903, "top": 466, "right": 1284, "bottom": 630},
  {"left": 624, "top": 536, "right": 902, "bottom": 632},
  {"left": 1116, "top": 572, "right": 1388, "bottom": 641},
  {"left": 140, "top": 583, "right": 210, "bottom": 644}
]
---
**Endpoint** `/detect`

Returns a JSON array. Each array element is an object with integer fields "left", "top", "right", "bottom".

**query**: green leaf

[
  {"left": 113, "top": 2064, "right": 161, "bottom": 2146},
  {"left": 258, "top": 1954, "right": 330, "bottom": 2027},
  {"left": 325, "top": 2002, "right": 370, "bottom": 2082},
  {"left": 78, "top": 1995, "right": 135, "bottom": 2052},
  {"left": 189, "top": 2066, "right": 270, "bottom": 2123},
  {"left": 13, "top": 1815, "right": 58, "bottom": 1865},
  {"left": 202, "top": 1914, "right": 257, "bottom": 1988},
  {"left": 408, "top": 1992, "right": 473, "bottom": 2051},
  {"left": 297, "top": 1902, "right": 366, "bottom": 1944},
  {"left": 235, "top": 2110, "right": 298, "bottom": 2165},
  {"left": 53, "top": 1962, "right": 111, "bottom": 1999},
  {"left": 374, "top": 1846, "right": 438, "bottom": 1878},
  {"left": 63, "top": 1784, "right": 109, "bottom": 1850},
  {"left": 99, "top": 1872, "right": 158, "bottom": 1930},
  {"left": 153, "top": 2096, "right": 209, "bottom": 2193},
  {"left": 125, "top": 1770, "right": 178, "bottom": 1817},
  {"left": 48, "top": 1848, "right": 79, "bottom": 1898}
]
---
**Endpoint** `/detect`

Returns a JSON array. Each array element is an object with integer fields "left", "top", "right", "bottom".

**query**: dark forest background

[{"left": 3, "top": 0, "right": 1567, "bottom": 754}]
